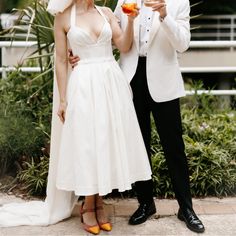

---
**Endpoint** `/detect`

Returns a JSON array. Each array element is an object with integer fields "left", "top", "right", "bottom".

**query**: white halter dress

[
  {"left": 0, "top": 5, "right": 151, "bottom": 227},
  {"left": 56, "top": 5, "right": 151, "bottom": 196}
]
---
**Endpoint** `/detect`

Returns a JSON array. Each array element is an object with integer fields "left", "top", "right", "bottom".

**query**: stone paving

[{"left": 0, "top": 194, "right": 236, "bottom": 235}]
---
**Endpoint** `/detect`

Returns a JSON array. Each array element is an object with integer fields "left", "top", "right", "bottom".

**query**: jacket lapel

[
  {"left": 133, "top": 0, "right": 141, "bottom": 49},
  {"left": 148, "top": 11, "right": 161, "bottom": 47}
]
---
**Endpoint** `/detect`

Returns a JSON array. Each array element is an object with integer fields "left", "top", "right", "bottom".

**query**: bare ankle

[{"left": 95, "top": 194, "right": 102, "bottom": 204}]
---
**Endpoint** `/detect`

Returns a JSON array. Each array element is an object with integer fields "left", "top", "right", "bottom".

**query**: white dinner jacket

[{"left": 114, "top": 0, "right": 191, "bottom": 102}]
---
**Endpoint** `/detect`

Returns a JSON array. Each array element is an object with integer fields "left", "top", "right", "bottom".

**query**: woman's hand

[
  {"left": 57, "top": 101, "right": 67, "bottom": 123},
  {"left": 152, "top": 0, "right": 167, "bottom": 19},
  {"left": 127, "top": 7, "right": 139, "bottom": 22}
]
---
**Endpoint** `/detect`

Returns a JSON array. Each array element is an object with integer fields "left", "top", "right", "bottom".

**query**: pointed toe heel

[
  {"left": 80, "top": 202, "right": 100, "bottom": 235},
  {"left": 99, "top": 222, "right": 112, "bottom": 231},
  {"left": 96, "top": 205, "right": 112, "bottom": 231}
]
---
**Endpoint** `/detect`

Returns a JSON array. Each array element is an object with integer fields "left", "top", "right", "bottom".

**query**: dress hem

[{"left": 56, "top": 175, "right": 151, "bottom": 196}]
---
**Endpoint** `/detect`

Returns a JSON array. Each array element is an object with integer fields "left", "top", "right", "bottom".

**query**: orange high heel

[
  {"left": 96, "top": 205, "right": 112, "bottom": 231},
  {"left": 80, "top": 202, "right": 100, "bottom": 235}
]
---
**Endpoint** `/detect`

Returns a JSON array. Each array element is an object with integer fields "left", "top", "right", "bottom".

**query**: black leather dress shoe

[
  {"left": 129, "top": 201, "right": 156, "bottom": 225},
  {"left": 178, "top": 208, "right": 205, "bottom": 233}
]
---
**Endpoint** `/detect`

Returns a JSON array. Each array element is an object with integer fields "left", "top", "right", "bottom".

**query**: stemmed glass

[{"left": 121, "top": 0, "right": 138, "bottom": 15}]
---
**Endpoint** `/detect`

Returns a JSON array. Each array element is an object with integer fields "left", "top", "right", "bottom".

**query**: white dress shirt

[{"left": 139, "top": 3, "right": 154, "bottom": 56}]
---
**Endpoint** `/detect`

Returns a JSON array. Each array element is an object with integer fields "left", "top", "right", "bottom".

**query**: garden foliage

[{"left": 152, "top": 97, "right": 236, "bottom": 197}]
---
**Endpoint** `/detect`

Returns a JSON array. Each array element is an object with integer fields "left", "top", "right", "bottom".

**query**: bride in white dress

[{"left": 0, "top": 0, "right": 151, "bottom": 234}]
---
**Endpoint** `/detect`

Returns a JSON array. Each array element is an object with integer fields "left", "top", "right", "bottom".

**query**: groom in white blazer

[{"left": 114, "top": 0, "right": 205, "bottom": 233}]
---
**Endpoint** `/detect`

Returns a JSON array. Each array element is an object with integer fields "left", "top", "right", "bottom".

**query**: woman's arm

[
  {"left": 54, "top": 13, "right": 68, "bottom": 123},
  {"left": 102, "top": 7, "right": 138, "bottom": 53}
]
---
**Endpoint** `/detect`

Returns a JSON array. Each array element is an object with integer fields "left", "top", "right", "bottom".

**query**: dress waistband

[{"left": 76, "top": 57, "right": 115, "bottom": 65}]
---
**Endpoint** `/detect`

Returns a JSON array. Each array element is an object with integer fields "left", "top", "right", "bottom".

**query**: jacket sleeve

[
  {"left": 160, "top": 0, "right": 191, "bottom": 53},
  {"left": 113, "top": 0, "right": 122, "bottom": 20}
]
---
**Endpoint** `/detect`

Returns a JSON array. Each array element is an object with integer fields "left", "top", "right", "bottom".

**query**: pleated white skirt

[{"left": 56, "top": 59, "right": 152, "bottom": 196}]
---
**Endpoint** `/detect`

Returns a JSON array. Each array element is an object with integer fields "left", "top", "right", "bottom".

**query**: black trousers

[{"left": 130, "top": 57, "right": 193, "bottom": 211}]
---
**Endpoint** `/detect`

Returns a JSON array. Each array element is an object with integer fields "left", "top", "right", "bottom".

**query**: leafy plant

[
  {"left": 151, "top": 100, "right": 236, "bottom": 198},
  {"left": 1, "top": 0, "right": 54, "bottom": 79},
  {"left": 0, "top": 110, "right": 46, "bottom": 176},
  {"left": 0, "top": 1, "right": 53, "bottom": 178},
  {"left": 0, "top": 64, "right": 51, "bottom": 177},
  {"left": 18, "top": 155, "right": 49, "bottom": 195}
]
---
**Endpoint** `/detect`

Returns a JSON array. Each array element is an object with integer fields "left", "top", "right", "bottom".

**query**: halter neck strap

[
  {"left": 70, "top": 4, "right": 76, "bottom": 27},
  {"left": 70, "top": 4, "right": 108, "bottom": 28},
  {"left": 95, "top": 5, "right": 109, "bottom": 24}
]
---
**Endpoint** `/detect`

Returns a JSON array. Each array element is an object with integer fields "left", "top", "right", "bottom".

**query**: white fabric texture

[
  {"left": 47, "top": 0, "right": 73, "bottom": 15},
  {"left": 139, "top": 3, "right": 154, "bottom": 56},
  {"left": 0, "top": 2, "right": 151, "bottom": 227}
]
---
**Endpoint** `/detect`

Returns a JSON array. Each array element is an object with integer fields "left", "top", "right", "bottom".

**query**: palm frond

[
  {"left": 191, "top": 1, "right": 203, "bottom": 8},
  {"left": 190, "top": 14, "right": 203, "bottom": 20}
]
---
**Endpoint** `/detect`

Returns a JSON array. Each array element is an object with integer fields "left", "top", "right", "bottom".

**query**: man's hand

[
  {"left": 68, "top": 49, "right": 80, "bottom": 68},
  {"left": 152, "top": 0, "right": 167, "bottom": 19}
]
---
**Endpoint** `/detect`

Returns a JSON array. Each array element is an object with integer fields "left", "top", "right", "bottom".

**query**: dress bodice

[{"left": 67, "top": 5, "right": 114, "bottom": 61}]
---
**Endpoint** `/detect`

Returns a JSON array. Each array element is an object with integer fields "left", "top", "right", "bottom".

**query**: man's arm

[{"left": 160, "top": 0, "right": 191, "bottom": 53}]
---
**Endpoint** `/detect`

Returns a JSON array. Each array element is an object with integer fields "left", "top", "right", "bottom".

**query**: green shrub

[
  {"left": 18, "top": 155, "right": 49, "bottom": 196},
  {"left": 0, "top": 110, "right": 46, "bottom": 176},
  {"left": 151, "top": 101, "right": 236, "bottom": 198},
  {"left": 186, "top": 139, "right": 236, "bottom": 196},
  {"left": 0, "top": 68, "right": 52, "bottom": 176}
]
